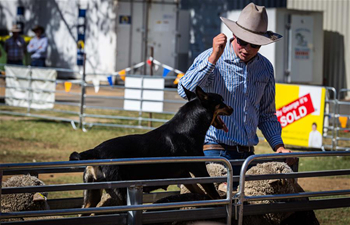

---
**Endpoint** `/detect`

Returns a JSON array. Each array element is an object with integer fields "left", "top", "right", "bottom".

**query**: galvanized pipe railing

[
  {"left": 335, "top": 89, "right": 350, "bottom": 150},
  {"left": 0, "top": 156, "right": 233, "bottom": 225},
  {"left": 236, "top": 151, "right": 350, "bottom": 225},
  {"left": 324, "top": 87, "right": 337, "bottom": 150},
  {"left": 0, "top": 64, "right": 185, "bottom": 131},
  {"left": 1, "top": 65, "right": 347, "bottom": 144}
]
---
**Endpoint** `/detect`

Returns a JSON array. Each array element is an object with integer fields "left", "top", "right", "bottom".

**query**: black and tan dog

[{"left": 70, "top": 86, "right": 233, "bottom": 209}]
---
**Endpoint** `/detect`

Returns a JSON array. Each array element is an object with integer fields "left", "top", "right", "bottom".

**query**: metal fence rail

[
  {"left": 1, "top": 152, "right": 350, "bottom": 224},
  {"left": 323, "top": 87, "right": 337, "bottom": 150},
  {"left": 236, "top": 151, "right": 350, "bottom": 225},
  {"left": 0, "top": 64, "right": 349, "bottom": 150},
  {"left": 0, "top": 64, "right": 185, "bottom": 131},
  {"left": 335, "top": 89, "right": 350, "bottom": 150},
  {"left": 0, "top": 156, "right": 234, "bottom": 225}
]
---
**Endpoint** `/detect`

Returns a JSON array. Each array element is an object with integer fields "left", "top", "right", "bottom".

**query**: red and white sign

[{"left": 276, "top": 93, "right": 315, "bottom": 128}]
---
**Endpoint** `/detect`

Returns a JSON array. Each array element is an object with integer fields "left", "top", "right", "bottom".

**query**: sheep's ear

[
  {"left": 33, "top": 193, "right": 46, "bottom": 202},
  {"left": 268, "top": 179, "right": 280, "bottom": 185},
  {"left": 269, "top": 179, "right": 286, "bottom": 186}
]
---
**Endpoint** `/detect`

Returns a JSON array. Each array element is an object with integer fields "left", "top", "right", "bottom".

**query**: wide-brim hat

[
  {"left": 220, "top": 3, "right": 282, "bottom": 46},
  {"left": 31, "top": 25, "right": 45, "bottom": 33},
  {"left": 10, "top": 24, "right": 21, "bottom": 33}
]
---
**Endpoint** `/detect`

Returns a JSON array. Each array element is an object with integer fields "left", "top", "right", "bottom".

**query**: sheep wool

[
  {"left": 242, "top": 162, "right": 309, "bottom": 225},
  {"left": 1, "top": 175, "right": 48, "bottom": 213},
  {"left": 180, "top": 163, "right": 227, "bottom": 197},
  {"left": 244, "top": 161, "right": 298, "bottom": 203}
]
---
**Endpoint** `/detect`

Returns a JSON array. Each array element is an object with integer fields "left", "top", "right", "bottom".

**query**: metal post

[
  {"left": 142, "top": 0, "right": 150, "bottom": 75},
  {"left": 225, "top": 160, "right": 233, "bottom": 225},
  {"left": 138, "top": 77, "right": 145, "bottom": 127},
  {"left": 149, "top": 47, "right": 154, "bottom": 76},
  {"left": 27, "top": 67, "right": 32, "bottom": 114},
  {"left": 237, "top": 156, "right": 255, "bottom": 225},
  {"left": 0, "top": 170, "right": 3, "bottom": 225},
  {"left": 127, "top": 185, "right": 143, "bottom": 225},
  {"left": 128, "top": 0, "right": 134, "bottom": 70},
  {"left": 148, "top": 47, "right": 154, "bottom": 127},
  {"left": 333, "top": 88, "right": 338, "bottom": 150},
  {"left": 284, "top": 15, "right": 291, "bottom": 83},
  {"left": 79, "top": 53, "right": 87, "bottom": 129}
]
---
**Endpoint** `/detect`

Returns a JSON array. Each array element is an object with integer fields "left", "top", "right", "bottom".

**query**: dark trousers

[
  {"left": 7, "top": 60, "right": 23, "bottom": 65},
  {"left": 30, "top": 58, "right": 46, "bottom": 67}
]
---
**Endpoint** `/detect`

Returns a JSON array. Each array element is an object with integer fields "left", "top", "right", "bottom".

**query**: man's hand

[
  {"left": 276, "top": 147, "right": 292, "bottom": 153},
  {"left": 208, "top": 33, "right": 227, "bottom": 64},
  {"left": 276, "top": 147, "right": 297, "bottom": 166}
]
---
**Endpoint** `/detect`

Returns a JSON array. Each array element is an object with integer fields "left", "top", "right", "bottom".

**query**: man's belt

[{"left": 203, "top": 144, "right": 254, "bottom": 153}]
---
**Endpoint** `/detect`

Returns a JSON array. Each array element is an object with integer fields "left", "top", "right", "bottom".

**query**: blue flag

[
  {"left": 162, "top": 68, "right": 170, "bottom": 77},
  {"left": 107, "top": 75, "right": 113, "bottom": 86}
]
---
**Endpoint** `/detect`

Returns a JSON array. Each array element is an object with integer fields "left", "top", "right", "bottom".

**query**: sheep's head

[
  {"left": 1, "top": 175, "right": 48, "bottom": 212},
  {"left": 243, "top": 162, "right": 298, "bottom": 198}
]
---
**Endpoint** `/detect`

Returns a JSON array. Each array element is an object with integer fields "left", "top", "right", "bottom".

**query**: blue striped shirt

[{"left": 178, "top": 40, "right": 283, "bottom": 150}]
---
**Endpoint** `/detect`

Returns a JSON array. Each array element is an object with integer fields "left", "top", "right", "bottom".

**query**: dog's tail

[{"left": 69, "top": 149, "right": 100, "bottom": 161}]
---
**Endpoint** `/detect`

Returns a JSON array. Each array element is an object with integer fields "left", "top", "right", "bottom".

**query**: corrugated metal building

[
  {"left": 288, "top": 0, "right": 350, "bottom": 97},
  {"left": 180, "top": 0, "right": 287, "bottom": 62}
]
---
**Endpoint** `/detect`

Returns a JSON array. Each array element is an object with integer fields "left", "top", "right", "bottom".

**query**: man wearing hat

[
  {"left": 178, "top": 3, "right": 292, "bottom": 178},
  {"left": 5, "top": 24, "right": 26, "bottom": 65},
  {"left": 27, "top": 25, "right": 48, "bottom": 67}
]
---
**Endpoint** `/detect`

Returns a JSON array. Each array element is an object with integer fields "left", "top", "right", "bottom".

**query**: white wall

[
  {"left": 222, "top": 8, "right": 323, "bottom": 85},
  {"left": 0, "top": 0, "right": 118, "bottom": 77},
  {"left": 288, "top": 0, "right": 350, "bottom": 95}
]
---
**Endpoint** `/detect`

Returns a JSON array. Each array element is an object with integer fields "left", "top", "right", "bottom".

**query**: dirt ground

[
  {"left": 1, "top": 78, "right": 349, "bottom": 193},
  {"left": 298, "top": 177, "right": 350, "bottom": 192}
]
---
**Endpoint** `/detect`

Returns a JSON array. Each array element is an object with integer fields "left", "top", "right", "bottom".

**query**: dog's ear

[
  {"left": 195, "top": 86, "right": 208, "bottom": 102},
  {"left": 182, "top": 85, "right": 196, "bottom": 101}
]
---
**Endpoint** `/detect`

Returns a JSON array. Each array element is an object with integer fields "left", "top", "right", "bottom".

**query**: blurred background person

[
  {"left": 27, "top": 25, "right": 48, "bottom": 67},
  {"left": 5, "top": 24, "right": 26, "bottom": 65}
]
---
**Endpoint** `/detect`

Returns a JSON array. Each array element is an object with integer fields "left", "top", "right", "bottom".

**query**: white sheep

[
  {"left": 241, "top": 162, "right": 319, "bottom": 225},
  {"left": 161, "top": 162, "right": 319, "bottom": 225},
  {"left": 180, "top": 163, "right": 228, "bottom": 198}
]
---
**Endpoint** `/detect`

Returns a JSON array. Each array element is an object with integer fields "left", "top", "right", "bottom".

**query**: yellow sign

[
  {"left": 0, "top": 35, "right": 32, "bottom": 43},
  {"left": 77, "top": 40, "right": 85, "bottom": 49},
  {"left": 275, "top": 84, "right": 326, "bottom": 148}
]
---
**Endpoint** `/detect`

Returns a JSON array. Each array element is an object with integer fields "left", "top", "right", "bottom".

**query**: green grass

[
  {"left": 0, "top": 114, "right": 349, "bottom": 224},
  {"left": 0, "top": 118, "right": 149, "bottom": 163},
  {"left": 315, "top": 207, "right": 350, "bottom": 225},
  {"left": 299, "top": 156, "right": 350, "bottom": 172}
]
